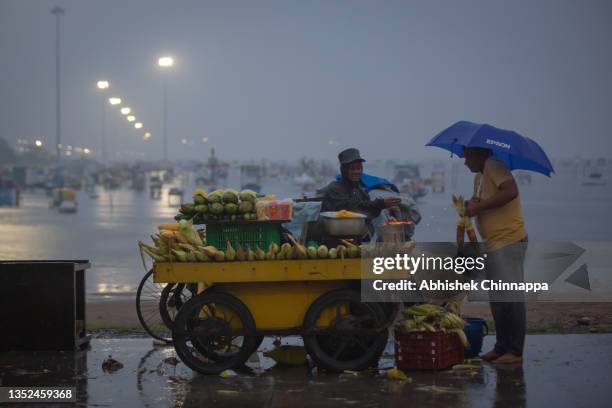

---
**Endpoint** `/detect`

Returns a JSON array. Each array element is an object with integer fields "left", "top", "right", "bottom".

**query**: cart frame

[{"left": 153, "top": 258, "right": 399, "bottom": 373}]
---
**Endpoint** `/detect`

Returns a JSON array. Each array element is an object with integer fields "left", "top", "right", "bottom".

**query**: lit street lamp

[
  {"left": 143, "top": 132, "right": 151, "bottom": 141},
  {"left": 120, "top": 107, "right": 131, "bottom": 115},
  {"left": 158, "top": 56, "right": 174, "bottom": 68},
  {"left": 108, "top": 97, "right": 122, "bottom": 105},
  {"left": 97, "top": 80, "right": 109, "bottom": 90},
  {"left": 158, "top": 55, "right": 174, "bottom": 161},
  {"left": 126, "top": 115, "right": 135, "bottom": 122},
  {"left": 134, "top": 122, "right": 143, "bottom": 129},
  {"left": 35, "top": 140, "right": 43, "bottom": 147}
]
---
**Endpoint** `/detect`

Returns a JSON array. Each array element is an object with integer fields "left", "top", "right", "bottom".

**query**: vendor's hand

[
  {"left": 465, "top": 199, "right": 481, "bottom": 217},
  {"left": 383, "top": 197, "right": 401, "bottom": 208}
]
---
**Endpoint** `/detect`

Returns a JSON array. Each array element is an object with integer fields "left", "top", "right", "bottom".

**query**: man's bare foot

[
  {"left": 480, "top": 350, "right": 502, "bottom": 361},
  {"left": 493, "top": 353, "right": 523, "bottom": 364}
]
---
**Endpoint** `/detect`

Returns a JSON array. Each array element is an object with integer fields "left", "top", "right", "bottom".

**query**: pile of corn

[
  {"left": 335, "top": 210, "right": 364, "bottom": 218},
  {"left": 396, "top": 304, "right": 469, "bottom": 347},
  {"left": 138, "top": 221, "right": 364, "bottom": 263}
]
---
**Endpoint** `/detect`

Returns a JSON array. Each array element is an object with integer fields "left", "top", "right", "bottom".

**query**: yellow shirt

[{"left": 473, "top": 157, "right": 527, "bottom": 250}]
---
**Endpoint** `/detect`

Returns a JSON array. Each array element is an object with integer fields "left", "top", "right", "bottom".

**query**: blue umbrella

[{"left": 426, "top": 121, "right": 554, "bottom": 176}]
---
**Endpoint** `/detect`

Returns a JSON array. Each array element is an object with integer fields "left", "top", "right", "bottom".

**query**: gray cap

[{"left": 338, "top": 148, "right": 365, "bottom": 165}]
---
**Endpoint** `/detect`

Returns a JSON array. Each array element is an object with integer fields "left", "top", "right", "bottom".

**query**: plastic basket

[
  {"left": 205, "top": 221, "right": 281, "bottom": 252},
  {"left": 394, "top": 331, "right": 465, "bottom": 370}
]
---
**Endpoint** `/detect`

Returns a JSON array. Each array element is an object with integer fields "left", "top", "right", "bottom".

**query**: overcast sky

[{"left": 1, "top": 0, "right": 611, "bottom": 162}]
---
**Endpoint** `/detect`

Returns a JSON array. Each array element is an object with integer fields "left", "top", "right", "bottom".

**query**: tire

[
  {"left": 303, "top": 289, "right": 388, "bottom": 372},
  {"left": 172, "top": 291, "right": 260, "bottom": 374},
  {"left": 164, "top": 285, "right": 264, "bottom": 361},
  {"left": 135, "top": 269, "right": 172, "bottom": 342}
]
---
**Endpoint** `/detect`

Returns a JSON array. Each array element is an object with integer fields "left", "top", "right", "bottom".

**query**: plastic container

[
  {"left": 394, "top": 331, "right": 465, "bottom": 370},
  {"left": 205, "top": 221, "right": 281, "bottom": 252},
  {"left": 256, "top": 199, "right": 293, "bottom": 221},
  {"left": 463, "top": 317, "right": 488, "bottom": 357}
]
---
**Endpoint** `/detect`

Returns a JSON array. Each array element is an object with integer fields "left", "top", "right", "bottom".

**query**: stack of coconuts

[{"left": 175, "top": 188, "right": 259, "bottom": 223}]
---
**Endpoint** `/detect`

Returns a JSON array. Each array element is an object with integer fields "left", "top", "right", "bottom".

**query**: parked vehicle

[{"left": 392, "top": 165, "right": 428, "bottom": 200}]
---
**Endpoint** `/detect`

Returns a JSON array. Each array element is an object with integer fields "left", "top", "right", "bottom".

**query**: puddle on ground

[{"left": 1, "top": 335, "right": 611, "bottom": 407}]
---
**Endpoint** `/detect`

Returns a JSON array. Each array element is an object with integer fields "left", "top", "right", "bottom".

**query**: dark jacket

[{"left": 321, "top": 179, "right": 385, "bottom": 219}]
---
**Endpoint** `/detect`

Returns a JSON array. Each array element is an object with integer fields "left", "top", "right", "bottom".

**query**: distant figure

[
  {"left": 463, "top": 147, "right": 528, "bottom": 365},
  {"left": 321, "top": 148, "right": 400, "bottom": 219}
]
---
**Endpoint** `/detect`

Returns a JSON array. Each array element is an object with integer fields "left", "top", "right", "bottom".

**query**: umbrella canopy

[{"left": 426, "top": 121, "right": 554, "bottom": 176}]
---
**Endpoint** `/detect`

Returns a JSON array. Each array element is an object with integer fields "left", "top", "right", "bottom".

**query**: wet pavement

[{"left": 1, "top": 334, "right": 611, "bottom": 407}]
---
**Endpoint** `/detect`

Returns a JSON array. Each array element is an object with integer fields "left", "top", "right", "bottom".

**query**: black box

[{"left": 0, "top": 260, "right": 91, "bottom": 351}]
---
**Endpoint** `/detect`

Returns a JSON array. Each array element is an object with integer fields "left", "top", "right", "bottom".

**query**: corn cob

[
  {"left": 466, "top": 224, "right": 478, "bottom": 244},
  {"left": 456, "top": 222, "right": 465, "bottom": 249}
]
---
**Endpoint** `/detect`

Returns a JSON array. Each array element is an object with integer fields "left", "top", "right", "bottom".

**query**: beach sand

[{"left": 86, "top": 300, "right": 612, "bottom": 333}]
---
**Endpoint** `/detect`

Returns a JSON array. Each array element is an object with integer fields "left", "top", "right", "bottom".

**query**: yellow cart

[{"left": 154, "top": 258, "right": 398, "bottom": 374}]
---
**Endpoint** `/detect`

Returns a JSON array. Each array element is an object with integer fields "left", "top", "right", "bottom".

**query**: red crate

[{"left": 394, "top": 331, "right": 465, "bottom": 370}]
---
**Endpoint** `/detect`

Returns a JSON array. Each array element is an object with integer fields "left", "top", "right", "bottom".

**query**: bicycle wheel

[
  {"left": 159, "top": 283, "right": 198, "bottom": 330},
  {"left": 135, "top": 269, "right": 172, "bottom": 342}
]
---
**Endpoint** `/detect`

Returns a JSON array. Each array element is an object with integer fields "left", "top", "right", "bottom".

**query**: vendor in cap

[{"left": 321, "top": 148, "right": 401, "bottom": 219}]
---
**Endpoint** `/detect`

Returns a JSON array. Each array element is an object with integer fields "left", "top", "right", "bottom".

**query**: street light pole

[
  {"left": 97, "top": 80, "right": 109, "bottom": 162},
  {"left": 158, "top": 56, "right": 174, "bottom": 162},
  {"left": 101, "top": 95, "right": 106, "bottom": 161},
  {"left": 163, "top": 75, "right": 168, "bottom": 161},
  {"left": 51, "top": 6, "right": 65, "bottom": 163},
  {"left": 107, "top": 97, "right": 122, "bottom": 162}
]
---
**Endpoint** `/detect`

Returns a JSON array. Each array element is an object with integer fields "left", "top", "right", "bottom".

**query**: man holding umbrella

[
  {"left": 427, "top": 121, "right": 554, "bottom": 365},
  {"left": 463, "top": 146, "right": 528, "bottom": 364}
]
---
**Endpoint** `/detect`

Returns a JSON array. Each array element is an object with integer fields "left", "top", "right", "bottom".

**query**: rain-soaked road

[
  {"left": 2, "top": 165, "right": 612, "bottom": 302},
  {"left": 1, "top": 334, "right": 611, "bottom": 407}
]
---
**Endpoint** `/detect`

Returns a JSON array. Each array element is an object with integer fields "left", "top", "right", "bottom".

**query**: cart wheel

[
  {"left": 136, "top": 269, "right": 172, "bottom": 343},
  {"left": 159, "top": 283, "right": 198, "bottom": 330},
  {"left": 172, "top": 291, "right": 260, "bottom": 374},
  {"left": 167, "top": 286, "right": 263, "bottom": 360},
  {"left": 303, "top": 289, "right": 388, "bottom": 372}
]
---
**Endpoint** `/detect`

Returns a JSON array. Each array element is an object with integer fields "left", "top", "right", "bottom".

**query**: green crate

[{"left": 205, "top": 222, "right": 281, "bottom": 252}]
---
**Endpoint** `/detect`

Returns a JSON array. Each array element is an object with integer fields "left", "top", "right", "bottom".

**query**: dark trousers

[
  {"left": 490, "top": 301, "right": 526, "bottom": 356},
  {"left": 487, "top": 239, "right": 528, "bottom": 356}
]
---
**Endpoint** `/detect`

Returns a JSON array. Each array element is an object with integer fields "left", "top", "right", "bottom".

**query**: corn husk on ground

[{"left": 397, "top": 304, "right": 469, "bottom": 347}]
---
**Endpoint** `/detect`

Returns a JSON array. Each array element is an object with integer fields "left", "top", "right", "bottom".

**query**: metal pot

[{"left": 320, "top": 212, "right": 368, "bottom": 237}]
